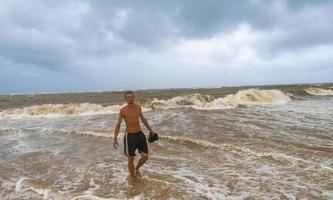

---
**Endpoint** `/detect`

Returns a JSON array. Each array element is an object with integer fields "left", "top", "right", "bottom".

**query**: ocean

[{"left": 0, "top": 84, "right": 332, "bottom": 199}]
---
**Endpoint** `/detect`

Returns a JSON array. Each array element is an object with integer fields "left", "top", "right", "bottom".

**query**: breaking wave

[
  {"left": 304, "top": 87, "right": 333, "bottom": 96},
  {"left": 141, "top": 89, "right": 291, "bottom": 110},
  {"left": 0, "top": 89, "right": 291, "bottom": 118},
  {"left": 0, "top": 103, "right": 125, "bottom": 119}
]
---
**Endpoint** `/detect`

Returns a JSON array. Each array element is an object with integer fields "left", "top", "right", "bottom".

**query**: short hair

[{"left": 124, "top": 90, "right": 134, "bottom": 99}]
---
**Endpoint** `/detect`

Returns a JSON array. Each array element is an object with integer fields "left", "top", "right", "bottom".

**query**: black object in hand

[{"left": 148, "top": 132, "right": 159, "bottom": 143}]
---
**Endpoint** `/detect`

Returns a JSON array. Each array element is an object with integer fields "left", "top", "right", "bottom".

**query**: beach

[{"left": 0, "top": 84, "right": 332, "bottom": 199}]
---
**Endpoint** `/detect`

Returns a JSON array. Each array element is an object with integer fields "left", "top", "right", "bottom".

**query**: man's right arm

[{"left": 113, "top": 109, "right": 123, "bottom": 149}]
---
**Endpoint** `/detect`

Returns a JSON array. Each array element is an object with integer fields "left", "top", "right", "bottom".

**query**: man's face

[{"left": 126, "top": 93, "right": 135, "bottom": 104}]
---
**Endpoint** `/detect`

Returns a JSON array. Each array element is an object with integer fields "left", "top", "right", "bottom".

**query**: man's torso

[{"left": 122, "top": 104, "right": 141, "bottom": 133}]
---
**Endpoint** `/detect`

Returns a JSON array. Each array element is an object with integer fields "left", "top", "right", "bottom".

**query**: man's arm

[
  {"left": 139, "top": 106, "right": 154, "bottom": 133},
  {"left": 113, "top": 109, "right": 123, "bottom": 149}
]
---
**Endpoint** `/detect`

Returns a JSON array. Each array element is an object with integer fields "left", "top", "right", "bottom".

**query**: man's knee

[
  {"left": 141, "top": 153, "right": 148, "bottom": 160},
  {"left": 128, "top": 156, "right": 134, "bottom": 162}
]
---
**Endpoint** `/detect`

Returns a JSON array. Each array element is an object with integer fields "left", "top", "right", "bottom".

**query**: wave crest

[
  {"left": 140, "top": 93, "right": 215, "bottom": 109},
  {"left": 304, "top": 87, "right": 333, "bottom": 96}
]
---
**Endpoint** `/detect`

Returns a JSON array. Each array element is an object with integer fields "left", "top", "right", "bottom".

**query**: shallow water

[{"left": 0, "top": 86, "right": 332, "bottom": 199}]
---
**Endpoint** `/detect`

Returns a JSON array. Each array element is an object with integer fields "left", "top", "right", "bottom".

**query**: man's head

[{"left": 124, "top": 91, "right": 135, "bottom": 104}]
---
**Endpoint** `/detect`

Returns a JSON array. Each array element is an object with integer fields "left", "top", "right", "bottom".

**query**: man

[{"left": 113, "top": 90, "right": 156, "bottom": 179}]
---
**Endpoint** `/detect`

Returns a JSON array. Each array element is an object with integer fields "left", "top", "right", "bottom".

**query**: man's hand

[
  {"left": 113, "top": 137, "right": 118, "bottom": 149},
  {"left": 149, "top": 130, "right": 156, "bottom": 135}
]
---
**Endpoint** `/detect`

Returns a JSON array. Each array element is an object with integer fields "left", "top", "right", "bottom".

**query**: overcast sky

[{"left": 1, "top": 0, "right": 333, "bottom": 94}]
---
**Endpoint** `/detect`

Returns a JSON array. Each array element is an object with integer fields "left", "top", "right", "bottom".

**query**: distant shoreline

[{"left": 1, "top": 82, "right": 332, "bottom": 96}]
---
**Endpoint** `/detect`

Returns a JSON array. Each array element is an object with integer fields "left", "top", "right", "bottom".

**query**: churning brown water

[{"left": 0, "top": 84, "right": 332, "bottom": 199}]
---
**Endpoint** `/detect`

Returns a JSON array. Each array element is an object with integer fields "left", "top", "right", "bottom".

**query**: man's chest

[{"left": 123, "top": 108, "right": 140, "bottom": 119}]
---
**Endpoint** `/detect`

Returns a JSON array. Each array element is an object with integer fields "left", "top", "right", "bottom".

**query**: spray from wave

[
  {"left": 0, "top": 89, "right": 291, "bottom": 118},
  {"left": 304, "top": 87, "right": 333, "bottom": 96}
]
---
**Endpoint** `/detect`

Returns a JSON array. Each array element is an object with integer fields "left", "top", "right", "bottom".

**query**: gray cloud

[{"left": 0, "top": 0, "right": 332, "bottom": 93}]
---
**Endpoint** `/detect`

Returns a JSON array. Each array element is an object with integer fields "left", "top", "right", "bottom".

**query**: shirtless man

[{"left": 113, "top": 91, "right": 156, "bottom": 179}]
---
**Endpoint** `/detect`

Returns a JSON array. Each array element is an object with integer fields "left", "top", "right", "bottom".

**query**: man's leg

[
  {"left": 135, "top": 152, "right": 148, "bottom": 174},
  {"left": 135, "top": 131, "right": 149, "bottom": 176},
  {"left": 127, "top": 156, "right": 136, "bottom": 178}
]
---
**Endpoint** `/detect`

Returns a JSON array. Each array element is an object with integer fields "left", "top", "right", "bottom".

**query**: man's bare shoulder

[
  {"left": 134, "top": 104, "right": 142, "bottom": 111},
  {"left": 120, "top": 105, "right": 128, "bottom": 113},
  {"left": 134, "top": 103, "right": 141, "bottom": 108}
]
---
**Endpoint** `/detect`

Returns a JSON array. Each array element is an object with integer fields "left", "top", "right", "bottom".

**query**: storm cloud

[{"left": 0, "top": 0, "right": 332, "bottom": 93}]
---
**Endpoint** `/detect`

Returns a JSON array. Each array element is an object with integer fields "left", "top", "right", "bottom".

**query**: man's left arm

[{"left": 139, "top": 106, "right": 155, "bottom": 134}]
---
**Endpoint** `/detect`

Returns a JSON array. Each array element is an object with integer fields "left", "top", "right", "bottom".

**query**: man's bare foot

[
  {"left": 135, "top": 170, "right": 143, "bottom": 177},
  {"left": 127, "top": 174, "right": 138, "bottom": 185},
  {"left": 130, "top": 174, "right": 137, "bottom": 179}
]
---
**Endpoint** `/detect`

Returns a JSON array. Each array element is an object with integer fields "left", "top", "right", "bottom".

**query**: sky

[{"left": 0, "top": 0, "right": 333, "bottom": 94}]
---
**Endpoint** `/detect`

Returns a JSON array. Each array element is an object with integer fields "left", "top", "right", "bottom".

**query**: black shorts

[{"left": 124, "top": 130, "right": 148, "bottom": 156}]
